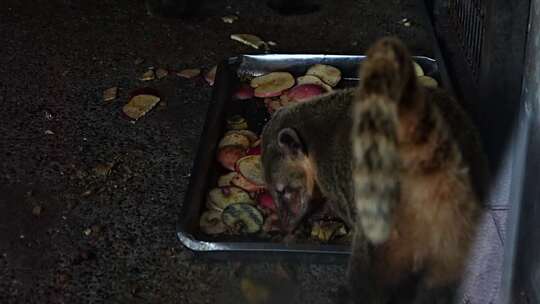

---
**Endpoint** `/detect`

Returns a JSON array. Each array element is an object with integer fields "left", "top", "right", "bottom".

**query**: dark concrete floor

[{"left": 0, "top": 1, "right": 434, "bottom": 303}]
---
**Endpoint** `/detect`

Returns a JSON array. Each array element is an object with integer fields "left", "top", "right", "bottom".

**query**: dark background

[{"left": 0, "top": 1, "right": 433, "bottom": 303}]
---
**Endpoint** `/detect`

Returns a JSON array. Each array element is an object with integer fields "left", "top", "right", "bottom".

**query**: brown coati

[{"left": 260, "top": 37, "right": 487, "bottom": 303}]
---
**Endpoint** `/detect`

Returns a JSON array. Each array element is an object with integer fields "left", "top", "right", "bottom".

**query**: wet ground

[{"left": 0, "top": 1, "right": 435, "bottom": 303}]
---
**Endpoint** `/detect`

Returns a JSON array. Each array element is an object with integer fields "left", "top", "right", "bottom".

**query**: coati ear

[{"left": 278, "top": 128, "right": 306, "bottom": 156}]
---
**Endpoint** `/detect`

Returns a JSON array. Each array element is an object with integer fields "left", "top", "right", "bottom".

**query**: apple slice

[
  {"left": 232, "top": 173, "right": 265, "bottom": 193},
  {"left": 224, "top": 130, "right": 258, "bottom": 145},
  {"left": 217, "top": 146, "right": 246, "bottom": 171},
  {"left": 208, "top": 187, "right": 255, "bottom": 211},
  {"left": 296, "top": 75, "right": 333, "bottom": 92},
  {"left": 218, "top": 133, "right": 251, "bottom": 149},
  {"left": 306, "top": 64, "right": 341, "bottom": 87},
  {"left": 287, "top": 84, "right": 325, "bottom": 102},
  {"left": 218, "top": 172, "right": 238, "bottom": 187},
  {"left": 235, "top": 155, "right": 265, "bottom": 186},
  {"left": 250, "top": 72, "right": 295, "bottom": 98}
]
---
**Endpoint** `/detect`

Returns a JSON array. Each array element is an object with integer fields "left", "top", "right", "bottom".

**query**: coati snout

[{"left": 262, "top": 127, "right": 318, "bottom": 233}]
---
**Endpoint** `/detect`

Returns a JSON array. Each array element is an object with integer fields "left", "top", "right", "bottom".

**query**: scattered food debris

[
  {"left": 222, "top": 15, "right": 238, "bottom": 24},
  {"left": 32, "top": 205, "right": 42, "bottom": 216},
  {"left": 230, "top": 34, "right": 266, "bottom": 49},
  {"left": 44, "top": 130, "right": 55, "bottom": 135},
  {"left": 155, "top": 68, "right": 168, "bottom": 79},
  {"left": 404, "top": 21, "right": 411, "bottom": 27},
  {"left": 205, "top": 66, "right": 217, "bottom": 86},
  {"left": 267, "top": 41, "right": 277, "bottom": 47},
  {"left": 177, "top": 68, "right": 201, "bottom": 79},
  {"left": 134, "top": 57, "right": 144, "bottom": 65},
  {"left": 81, "top": 190, "right": 92, "bottom": 197},
  {"left": 44, "top": 110, "right": 53, "bottom": 120},
  {"left": 83, "top": 228, "right": 92, "bottom": 236},
  {"left": 103, "top": 87, "right": 118, "bottom": 102},
  {"left": 139, "top": 69, "right": 156, "bottom": 81},
  {"left": 122, "top": 94, "right": 161, "bottom": 120}
]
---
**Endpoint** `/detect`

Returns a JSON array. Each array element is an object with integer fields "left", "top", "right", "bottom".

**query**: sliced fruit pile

[
  {"left": 413, "top": 61, "right": 439, "bottom": 88},
  {"left": 232, "top": 64, "right": 342, "bottom": 115},
  {"left": 198, "top": 65, "right": 349, "bottom": 241}
]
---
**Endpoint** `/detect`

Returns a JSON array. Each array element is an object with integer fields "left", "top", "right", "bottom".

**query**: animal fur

[{"left": 261, "top": 37, "right": 487, "bottom": 303}]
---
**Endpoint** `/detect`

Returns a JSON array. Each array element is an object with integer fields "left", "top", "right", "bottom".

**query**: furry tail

[{"left": 352, "top": 37, "right": 417, "bottom": 244}]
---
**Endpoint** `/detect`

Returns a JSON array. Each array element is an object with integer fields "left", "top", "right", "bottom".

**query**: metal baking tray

[{"left": 176, "top": 54, "right": 442, "bottom": 260}]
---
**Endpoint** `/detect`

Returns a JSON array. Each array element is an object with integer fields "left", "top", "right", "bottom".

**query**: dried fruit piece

[
  {"left": 218, "top": 172, "right": 238, "bottom": 187},
  {"left": 306, "top": 64, "right": 341, "bottom": 87},
  {"left": 418, "top": 75, "right": 438, "bottom": 88},
  {"left": 205, "top": 66, "right": 217, "bottom": 86},
  {"left": 218, "top": 133, "right": 251, "bottom": 149},
  {"left": 296, "top": 75, "right": 333, "bottom": 92},
  {"left": 200, "top": 210, "right": 227, "bottom": 235},
  {"left": 155, "top": 68, "right": 168, "bottom": 79},
  {"left": 262, "top": 213, "right": 280, "bottom": 232},
  {"left": 122, "top": 94, "right": 160, "bottom": 120},
  {"left": 287, "top": 84, "right": 325, "bottom": 102},
  {"left": 224, "top": 130, "right": 258, "bottom": 144},
  {"left": 207, "top": 187, "right": 255, "bottom": 211},
  {"left": 222, "top": 15, "right": 238, "bottom": 24},
  {"left": 177, "top": 68, "right": 201, "bottom": 79},
  {"left": 230, "top": 34, "right": 266, "bottom": 49},
  {"left": 139, "top": 69, "right": 156, "bottom": 81},
  {"left": 236, "top": 155, "right": 264, "bottom": 186},
  {"left": 233, "top": 84, "right": 255, "bottom": 100},
  {"left": 232, "top": 173, "right": 265, "bottom": 193},
  {"left": 218, "top": 146, "right": 246, "bottom": 171},
  {"left": 103, "top": 87, "right": 118, "bottom": 102},
  {"left": 250, "top": 72, "right": 295, "bottom": 98},
  {"left": 222, "top": 203, "right": 264, "bottom": 234},
  {"left": 226, "top": 115, "right": 248, "bottom": 130},
  {"left": 413, "top": 61, "right": 424, "bottom": 77}
]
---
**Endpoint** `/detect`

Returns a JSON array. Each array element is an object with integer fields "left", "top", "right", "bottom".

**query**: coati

[{"left": 260, "top": 37, "right": 487, "bottom": 303}]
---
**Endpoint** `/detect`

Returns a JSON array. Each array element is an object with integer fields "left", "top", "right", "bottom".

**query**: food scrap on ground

[
  {"left": 177, "top": 68, "right": 201, "bottom": 79},
  {"left": 230, "top": 34, "right": 266, "bottom": 50},
  {"left": 122, "top": 94, "right": 160, "bottom": 120},
  {"left": 221, "top": 15, "right": 238, "bottom": 24},
  {"left": 155, "top": 68, "right": 169, "bottom": 79},
  {"left": 103, "top": 87, "right": 118, "bottom": 102},
  {"left": 205, "top": 66, "right": 217, "bottom": 86},
  {"left": 139, "top": 69, "right": 156, "bottom": 81}
]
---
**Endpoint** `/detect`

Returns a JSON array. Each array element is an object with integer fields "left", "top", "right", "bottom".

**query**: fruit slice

[
  {"left": 230, "top": 34, "right": 266, "bottom": 49},
  {"left": 177, "top": 68, "right": 201, "bottom": 79},
  {"left": 250, "top": 72, "right": 295, "bottom": 98},
  {"left": 224, "top": 130, "right": 258, "bottom": 144},
  {"left": 122, "top": 94, "right": 160, "bottom": 120},
  {"left": 200, "top": 210, "right": 227, "bottom": 235},
  {"left": 305, "top": 64, "right": 341, "bottom": 87},
  {"left": 222, "top": 203, "right": 264, "bottom": 234},
  {"left": 233, "top": 84, "right": 255, "bottom": 100},
  {"left": 226, "top": 115, "right": 248, "bottom": 130},
  {"left": 218, "top": 172, "right": 238, "bottom": 187},
  {"left": 296, "top": 75, "right": 333, "bottom": 92},
  {"left": 311, "top": 221, "right": 347, "bottom": 242},
  {"left": 205, "top": 66, "right": 217, "bottom": 86},
  {"left": 218, "top": 133, "right": 251, "bottom": 149},
  {"left": 236, "top": 155, "right": 265, "bottom": 186},
  {"left": 287, "top": 84, "right": 325, "bottom": 102},
  {"left": 232, "top": 173, "right": 265, "bottom": 193},
  {"left": 418, "top": 75, "right": 438, "bottom": 88},
  {"left": 413, "top": 61, "right": 424, "bottom": 77},
  {"left": 208, "top": 187, "right": 255, "bottom": 211},
  {"left": 218, "top": 146, "right": 246, "bottom": 171}
]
